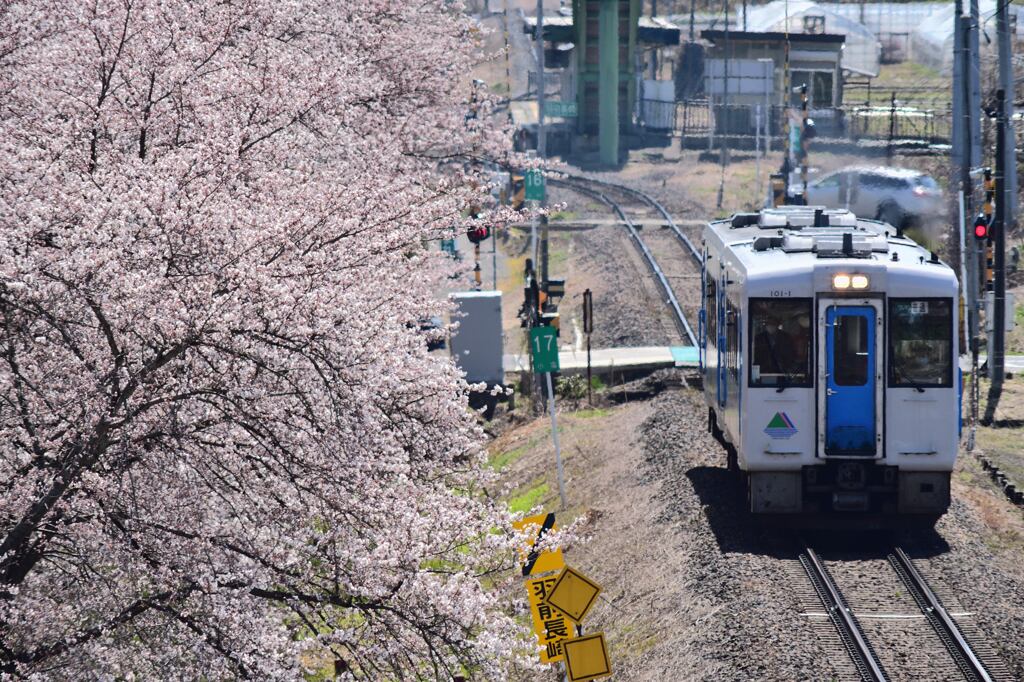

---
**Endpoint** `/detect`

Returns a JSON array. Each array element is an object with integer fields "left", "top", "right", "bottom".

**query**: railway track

[
  {"left": 800, "top": 543, "right": 1011, "bottom": 681},
  {"left": 551, "top": 175, "right": 701, "bottom": 347}
]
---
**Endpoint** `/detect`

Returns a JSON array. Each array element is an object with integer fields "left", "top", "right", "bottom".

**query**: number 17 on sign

[{"left": 529, "top": 326, "right": 566, "bottom": 509}]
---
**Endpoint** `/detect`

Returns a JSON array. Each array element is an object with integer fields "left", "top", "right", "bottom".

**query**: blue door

[{"left": 825, "top": 306, "right": 876, "bottom": 455}]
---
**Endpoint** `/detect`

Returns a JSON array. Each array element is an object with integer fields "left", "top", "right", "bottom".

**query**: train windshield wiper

[
  {"left": 894, "top": 365, "right": 926, "bottom": 393},
  {"left": 775, "top": 373, "right": 793, "bottom": 393}
]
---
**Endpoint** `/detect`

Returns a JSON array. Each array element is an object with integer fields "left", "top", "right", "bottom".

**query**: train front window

[
  {"left": 749, "top": 298, "right": 812, "bottom": 387},
  {"left": 889, "top": 298, "right": 953, "bottom": 388}
]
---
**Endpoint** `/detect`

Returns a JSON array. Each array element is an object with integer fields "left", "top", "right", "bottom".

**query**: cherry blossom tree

[{"left": 0, "top": 0, "right": 526, "bottom": 677}]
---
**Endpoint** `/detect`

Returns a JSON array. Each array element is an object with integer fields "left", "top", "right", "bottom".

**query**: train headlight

[
  {"left": 851, "top": 274, "right": 869, "bottom": 289},
  {"left": 832, "top": 274, "right": 851, "bottom": 289}
]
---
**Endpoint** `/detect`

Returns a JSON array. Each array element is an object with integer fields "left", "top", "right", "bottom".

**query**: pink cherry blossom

[{"left": 0, "top": 1, "right": 530, "bottom": 677}]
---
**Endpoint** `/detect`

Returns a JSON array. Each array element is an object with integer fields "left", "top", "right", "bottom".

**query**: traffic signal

[
  {"left": 803, "top": 117, "right": 817, "bottom": 140},
  {"left": 466, "top": 225, "right": 489, "bottom": 244},
  {"left": 974, "top": 214, "right": 990, "bottom": 240}
]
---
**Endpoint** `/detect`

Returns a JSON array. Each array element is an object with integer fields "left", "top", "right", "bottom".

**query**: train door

[{"left": 818, "top": 300, "right": 883, "bottom": 457}]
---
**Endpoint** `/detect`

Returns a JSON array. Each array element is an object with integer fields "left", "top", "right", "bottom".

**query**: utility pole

[
  {"left": 651, "top": 0, "right": 658, "bottom": 79},
  {"left": 716, "top": 0, "right": 730, "bottom": 209},
  {"left": 535, "top": 0, "right": 546, "bottom": 159},
  {"left": 996, "top": 0, "right": 1016, "bottom": 222},
  {"left": 886, "top": 92, "right": 896, "bottom": 163},
  {"left": 969, "top": 0, "right": 981, "bottom": 170},
  {"left": 540, "top": 214, "right": 549, "bottom": 286},
  {"left": 957, "top": 10, "right": 980, "bottom": 440},
  {"left": 952, "top": 0, "right": 964, "bottom": 180},
  {"left": 983, "top": 89, "right": 1008, "bottom": 425},
  {"left": 689, "top": 0, "right": 695, "bottom": 43},
  {"left": 955, "top": 8, "right": 979, "bottom": 345}
]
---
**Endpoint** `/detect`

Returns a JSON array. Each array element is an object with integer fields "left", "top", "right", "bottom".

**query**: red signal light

[
  {"left": 973, "top": 216, "right": 989, "bottom": 240},
  {"left": 467, "top": 226, "right": 489, "bottom": 244}
]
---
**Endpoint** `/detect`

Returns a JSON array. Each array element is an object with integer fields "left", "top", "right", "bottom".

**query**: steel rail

[
  {"left": 562, "top": 173, "right": 702, "bottom": 265},
  {"left": 800, "top": 546, "right": 889, "bottom": 682},
  {"left": 890, "top": 547, "right": 993, "bottom": 682},
  {"left": 550, "top": 177, "right": 698, "bottom": 347}
]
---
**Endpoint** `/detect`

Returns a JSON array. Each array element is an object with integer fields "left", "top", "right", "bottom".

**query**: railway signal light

[
  {"left": 466, "top": 225, "right": 489, "bottom": 244},
  {"left": 973, "top": 214, "right": 990, "bottom": 240}
]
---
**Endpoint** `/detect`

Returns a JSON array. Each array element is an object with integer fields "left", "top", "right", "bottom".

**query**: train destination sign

[
  {"left": 513, "top": 512, "right": 565, "bottom": 576},
  {"left": 563, "top": 633, "right": 612, "bottom": 682},
  {"left": 525, "top": 575, "right": 576, "bottom": 663},
  {"left": 543, "top": 566, "right": 602, "bottom": 624}
]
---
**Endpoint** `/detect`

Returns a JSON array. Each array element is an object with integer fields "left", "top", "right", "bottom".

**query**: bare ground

[{"left": 490, "top": 378, "right": 1024, "bottom": 680}]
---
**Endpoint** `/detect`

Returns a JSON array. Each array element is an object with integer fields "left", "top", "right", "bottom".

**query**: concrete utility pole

[
  {"left": 996, "top": 0, "right": 1016, "bottom": 221},
  {"left": 955, "top": 8, "right": 979, "bottom": 352},
  {"left": 715, "top": 0, "right": 730, "bottom": 209},
  {"left": 957, "top": 12, "right": 981, "bottom": 427},
  {"left": 536, "top": 0, "right": 546, "bottom": 159},
  {"left": 969, "top": 0, "right": 981, "bottom": 169},
  {"left": 983, "top": 89, "right": 1008, "bottom": 425},
  {"left": 650, "top": 0, "right": 658, "bottom": 79},
  {"left": 952, "top": 0, "right": 964, "bottom": 175}
]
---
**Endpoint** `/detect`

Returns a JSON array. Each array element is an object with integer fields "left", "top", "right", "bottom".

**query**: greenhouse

[
  {"left": 743, "top": 0, "right": 882, "bottom": 77},
  {"left": 908, "top": 0, "right": 1001, "bottom": 74}
]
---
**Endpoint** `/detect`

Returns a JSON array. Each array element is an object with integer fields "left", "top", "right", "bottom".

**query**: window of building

[
  {"left": 749, "top": 298, "right": 813, "bottom": 387},
  {"left": 889, "top": 298, "right": 953, "bottom": 388}
]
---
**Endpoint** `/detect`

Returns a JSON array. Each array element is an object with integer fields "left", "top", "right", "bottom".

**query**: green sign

[
  {"left": 545, "top": 100, "right": 578, "bottom": 118},
  {"left": 524, "top": 169, "right": 545, "bottom": 202},
  {"left": 530, "top": 327, "right": 560, "bottom": 373}
]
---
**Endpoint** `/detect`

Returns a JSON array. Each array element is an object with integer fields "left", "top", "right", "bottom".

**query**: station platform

[
  {"left": 505, "top": 346, "right": 699, "bottom": 376},
  {"left": 960, "top": 355, "right": 1024, "bottom": 372}
]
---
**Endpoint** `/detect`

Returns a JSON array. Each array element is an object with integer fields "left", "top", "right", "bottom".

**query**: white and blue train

[{"left": 701, "top": 206, "right": 959, "bottom": 522}]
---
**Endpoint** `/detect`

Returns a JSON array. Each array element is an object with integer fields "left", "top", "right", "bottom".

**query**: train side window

[
  {"left": 726, "top": 298, "right": 739, "bottom": 376},
  {"left": 748, "top": 298, "right": 813, "bottom": 387},
  {"left": 833, "top": 315, "right": 869, "bottom": 386},
  {"left": 889, "top": 298, "right": 953, "bottom": 388},
  {"left": 706, "top": 277, "right": 717, "bottom": 342}
]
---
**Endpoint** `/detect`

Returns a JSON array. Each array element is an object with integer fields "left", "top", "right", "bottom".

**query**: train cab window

[
  {"left": 749, "top": 299, "right": 812, "bottom": 387},
  {"left": 833, "top": 315, "right": 869, "bottom": 386},
  {"left": 889, "top": 298, "right": 953, "bottom": 388}
]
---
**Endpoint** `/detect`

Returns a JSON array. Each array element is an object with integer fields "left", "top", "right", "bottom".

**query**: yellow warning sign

[
  {"left": 526, "top": 575, "right": 576, "bottom": 663},
  {"left": 513, "top": 513, "right": 564, "bottom": 576},
  {"left": 544, "top": 566, "right": 602, "bottom": 624},
  {"left": 563, "top": 632, "right": 612, "bottom": 682}
]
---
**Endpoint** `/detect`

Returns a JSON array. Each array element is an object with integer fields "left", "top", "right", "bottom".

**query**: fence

[{"left": 644, "top": 97, "right": 953, "bottom": 150}]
